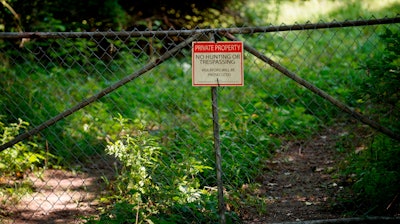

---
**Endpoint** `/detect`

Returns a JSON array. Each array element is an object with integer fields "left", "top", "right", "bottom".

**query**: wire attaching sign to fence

[{"left": 192, "top": 41, "right": 244, "bottom": 86}]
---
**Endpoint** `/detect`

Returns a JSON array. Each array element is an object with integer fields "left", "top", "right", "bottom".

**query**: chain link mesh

[{"left": 1, "top": 18, "right": 399, "bottom": 223}]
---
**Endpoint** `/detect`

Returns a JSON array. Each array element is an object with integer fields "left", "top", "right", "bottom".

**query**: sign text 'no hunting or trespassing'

[{"left": 192, "top": 41, "right": 244, "bottom": 86}]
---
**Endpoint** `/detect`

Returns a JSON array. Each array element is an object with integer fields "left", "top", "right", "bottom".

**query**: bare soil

[
  {"left": 0, "top": 155, "right": 116, "bottom": 224},
  {"left": 1, "top": 169, "right": 103, "bottom": 224},
  {"left": 241, "top": 126, "right": 348, "bottom": 223}
]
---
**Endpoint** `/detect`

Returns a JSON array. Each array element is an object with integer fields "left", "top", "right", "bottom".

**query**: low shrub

[
  {"left": 86, "top": 115, "right": 235, "bottom": 223},
  {"left": 0, "top": 116, "right": 50, "bottom": 177}
]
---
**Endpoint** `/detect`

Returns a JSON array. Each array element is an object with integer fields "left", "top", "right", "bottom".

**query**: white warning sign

[{"left": 192, "top": 41, "right": 244, "bottom": 86}]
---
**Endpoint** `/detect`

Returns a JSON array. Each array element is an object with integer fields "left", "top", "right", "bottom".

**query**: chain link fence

[{"left": 1, "top": 17, "right": 399, "bottom": 223}]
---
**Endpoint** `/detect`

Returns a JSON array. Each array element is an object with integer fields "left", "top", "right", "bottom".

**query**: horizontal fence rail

[{"left": 0, "top": 17, "right": 398, "bottom": 39}]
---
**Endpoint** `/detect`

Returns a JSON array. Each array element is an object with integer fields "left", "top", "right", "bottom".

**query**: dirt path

[
  {"left": 1, "top": 169, "right": 104, "bottom": 224},
  {"left": 242, "top": 127, "right": 347, "bottom": 223}
]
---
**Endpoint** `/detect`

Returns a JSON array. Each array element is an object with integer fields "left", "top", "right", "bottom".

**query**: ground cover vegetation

[
  {"left": 334, "top": 28, "right": 400, "bottom": 216},
  {"left": 1, "top": 0, "right": 400, "bottom": 222}
]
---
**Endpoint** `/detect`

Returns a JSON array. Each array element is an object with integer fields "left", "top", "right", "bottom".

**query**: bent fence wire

[{"left": 1, "top": 17, "right": 399, "bottom": 223}]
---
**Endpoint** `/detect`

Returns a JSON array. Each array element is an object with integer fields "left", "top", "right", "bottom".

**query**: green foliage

[
  {"left": 87, "top": 115, "right": 221, "bottom": 223},
  {"left": 1, "top": 0, "right": 244, "bottom": 32},
  {"left": 0, "top": 116, "right": 51, "bottom": 175},
  {"left": 356, "top": 28, "right": 400, "bottom": 131},
  {"left": 154, "top": 196, "right": 241, "bottom": 224},
  {"left": 0, "top": 35, "right": 150, "bottom": 162},
  {"left": 336, "top": 29, "right": 400, "bottom": 215},
  {"left": 339, "top": 135, "right": 400, "bottom": 215},
  {"left": 105, "top": 118, "right": 161, "bottom": 198}
]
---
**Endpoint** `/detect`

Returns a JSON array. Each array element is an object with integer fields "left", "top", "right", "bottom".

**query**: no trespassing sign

[{"left": 192, "top": 41, "right": 243, "bottom": 86}]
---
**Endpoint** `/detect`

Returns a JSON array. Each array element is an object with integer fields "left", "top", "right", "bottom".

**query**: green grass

[{"left": 244, "top": 0, "right": 400, "bottom": 25}]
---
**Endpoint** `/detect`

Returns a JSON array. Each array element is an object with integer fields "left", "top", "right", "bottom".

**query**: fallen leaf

[{"left": 314, "top": 167, "right": 324, "bottom": 172}]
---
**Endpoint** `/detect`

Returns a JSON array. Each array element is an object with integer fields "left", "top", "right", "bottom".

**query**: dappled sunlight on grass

[{"left": 246, "top": 0, "right": 400, "bottom": 25}]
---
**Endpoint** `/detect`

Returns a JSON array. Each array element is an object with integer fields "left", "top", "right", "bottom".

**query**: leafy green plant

[
  {"left": 87, "top": 115, "right": 222, "bottom": 223},
  {"left": 0, "top": 116, "right": 50, "bottom": 176}
]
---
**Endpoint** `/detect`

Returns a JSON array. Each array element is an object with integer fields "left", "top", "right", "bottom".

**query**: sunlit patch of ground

[{"left": 1, "top": 169, "right": 105, "bottom": 224}]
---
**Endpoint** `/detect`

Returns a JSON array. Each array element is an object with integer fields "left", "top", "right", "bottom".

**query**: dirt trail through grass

[{"left": 242, "top": 127, "right": 347, "bottom": 223}]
